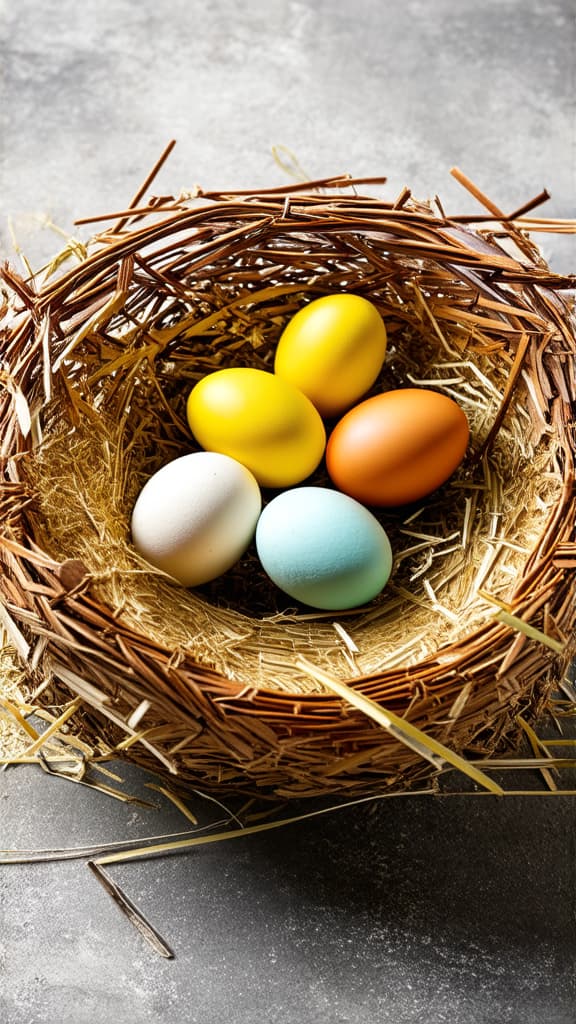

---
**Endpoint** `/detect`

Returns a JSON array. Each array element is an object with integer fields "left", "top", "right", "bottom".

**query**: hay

[
  {"left": 1, "top": 160, "right": 575, "bottom": 798},
  {"left": 22, "top": 320, "right": 561, "bottom": 690},
  {"left": 0, "top": 634, "right": 32, "bottom": 759}
]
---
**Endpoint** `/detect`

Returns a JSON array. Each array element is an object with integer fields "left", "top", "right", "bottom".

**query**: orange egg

[{"left": 326, "top": 388, "right": 470, "bottom": 507}]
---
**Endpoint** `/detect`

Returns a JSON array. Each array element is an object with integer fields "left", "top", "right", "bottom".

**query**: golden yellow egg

[
  {"left": 186, "top": 367, "right": 326, "bottom": 488},
  {"left": 274, "top": 293, "right": 387, "bottom": 417}
]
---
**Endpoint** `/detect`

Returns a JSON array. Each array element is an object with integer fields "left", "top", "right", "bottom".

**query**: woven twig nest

[{"left": 1, "top": 166, "right": 575, "bottom": 799}]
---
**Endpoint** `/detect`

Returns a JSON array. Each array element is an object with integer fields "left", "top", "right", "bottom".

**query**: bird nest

[{"left": 1, "top": 160, "right": 575, "bottom": 800}]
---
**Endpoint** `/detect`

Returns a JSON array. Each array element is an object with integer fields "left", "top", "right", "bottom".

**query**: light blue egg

[{"left": 255, "top": 486, "right": 393, "bottom": 610}]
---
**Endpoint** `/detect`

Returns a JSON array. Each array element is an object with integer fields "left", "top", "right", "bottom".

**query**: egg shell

[
  {"left": 255, "top": 486, "right": 393, "bottom": 610},
  {"left": 326, "top": 388, "right": 470, "bottom": 507},
  {"left": 186, "top": 367, "right": 326, "bottom": 488},
  {"left": 274, "top": 293, "right": 388, "bottom": 417},
  {"left": 131, "top": 451, "right": 261, "bottom": 586}
]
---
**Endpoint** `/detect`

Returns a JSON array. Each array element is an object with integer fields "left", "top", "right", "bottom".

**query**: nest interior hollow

[{"left": 1, "top": 173, "right": 575, "bottom": 798}]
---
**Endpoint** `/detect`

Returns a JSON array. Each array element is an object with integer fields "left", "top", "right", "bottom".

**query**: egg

[
  {"left": 186, "top": 367, "right": 326, "bottom": 488},
  {"left": 274, "top": 293, "right": 387, "bottom": 417},
  {"left": 131, "top": 451, "right": 261, "bottom": 586},
  {"left": 255, "top": 486, "right": 393, "bottom": 610},
  {"left": 326, "top": 388, "right": 470, "bottom": 507}
]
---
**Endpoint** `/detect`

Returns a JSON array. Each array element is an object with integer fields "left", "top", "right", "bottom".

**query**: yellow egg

[
  {"left": 186, "top": 367, "right": 326, "bottom": 488},
  {"left": 274, "top": 293, "right": 387, "bottom": 417}
]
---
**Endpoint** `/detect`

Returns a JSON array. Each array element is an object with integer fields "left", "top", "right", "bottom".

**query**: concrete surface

[
  {"left": 1, "top": 1, "right": 575, "bottom": 1022},
  {"left": 1, "top": 765, "right": 576, "bottom": 1024}
]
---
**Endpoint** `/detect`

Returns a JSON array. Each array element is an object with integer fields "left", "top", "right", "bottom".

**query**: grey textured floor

[{"left": 1, "top": 2, "right": 576, "bottom": 1022}]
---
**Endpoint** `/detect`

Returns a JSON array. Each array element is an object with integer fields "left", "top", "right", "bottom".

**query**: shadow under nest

[{"left": 1, "top": 174, "right": 575, "bottom": 798}]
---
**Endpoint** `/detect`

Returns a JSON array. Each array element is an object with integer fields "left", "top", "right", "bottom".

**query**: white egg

[{"left": 131, "top": 451, "right": 262, "bottom": 586}]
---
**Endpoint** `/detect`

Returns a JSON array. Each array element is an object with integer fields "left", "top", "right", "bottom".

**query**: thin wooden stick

[
  {"left": 110, "top": 139, "right": 177, "bottom": 234},
  {"left": 88, "top": 861, "right": 174, "bottom": 958}
]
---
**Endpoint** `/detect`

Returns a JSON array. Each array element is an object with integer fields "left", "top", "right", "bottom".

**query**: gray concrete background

[
  {"left": 1, "top": 1, "right": 575, "bottom": 1022},
  {"left": 1, "top": 0, "right": 575, "bottom": 269}
]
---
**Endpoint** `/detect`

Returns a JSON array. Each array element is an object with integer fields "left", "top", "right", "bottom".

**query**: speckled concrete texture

[
  {"left": 1, "top": 0, "right": 575, "bottom": 267},
  {"left": 2, "top": 766, "right": 576, "bottom": 1024},
  {"left": 1, "top": 2, "right": 575, "bottom": 1022}
]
